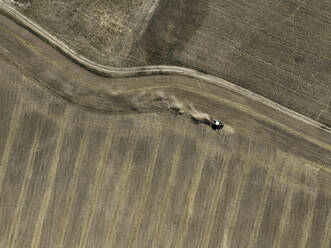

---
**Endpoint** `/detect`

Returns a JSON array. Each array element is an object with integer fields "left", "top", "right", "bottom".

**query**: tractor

[{"left": 211, "top": 119, "right": 224, "bottom": 130}]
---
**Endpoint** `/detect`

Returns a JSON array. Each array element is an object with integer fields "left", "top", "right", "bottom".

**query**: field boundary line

[{"left": 0, "top": 2, "right": 330, "bottom": 138}]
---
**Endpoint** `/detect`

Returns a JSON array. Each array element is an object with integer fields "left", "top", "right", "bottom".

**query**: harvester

[
  {"left": 211, "top": 119, "right": 224, "bottom": 130},
  {"left": 192, "top": 116, "right": 224, "bottom": 131}
]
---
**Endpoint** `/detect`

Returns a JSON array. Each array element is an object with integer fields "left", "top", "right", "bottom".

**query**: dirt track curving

[
  {"left": 8, "top": 0, "right": 331, "bottom": 127},
  {"left": 0, "top": 5, "right": 331, "bottom": 167},
  {"left": 0, "top": 2, "right": 330, "bottom": 135},
  {"left": 0, "top": 3, "right": 331, "bottom": 248},
  {"left": 0, "top": 55, "right": 330, "bottom": 247}
]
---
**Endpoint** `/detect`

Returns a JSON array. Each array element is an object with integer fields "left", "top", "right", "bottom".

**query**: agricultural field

[
  {"left": 128, "top": 0, "right": 331, "bottom": 127},
  {"left": 0, "top": 11, "right": 331, "bottom": 248},
  {"left": 8, "top": 0, "right": 331, "bottom": 127},
  {"left": 0, "top": 46, "right": 330, "bottom": 248},
  {"left": 7, "top": 0, "right": 157, "bottom": 66}
]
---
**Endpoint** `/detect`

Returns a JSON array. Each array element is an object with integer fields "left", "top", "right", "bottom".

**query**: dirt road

[
  {"left": 0, "top": 6, "right": 330, "bottom": 167},
  {"left": 0, "top": 2, "right": 330, "bottom": 136},
  {"left": 0, "top": 4, "right": 331, "bottom": 247}
]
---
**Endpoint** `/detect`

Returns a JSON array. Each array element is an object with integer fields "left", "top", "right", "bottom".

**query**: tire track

[
  {"left": 151, "top": 139, "right": 185, "bottom": 248},
  {"left": 30, "top": 107, "right": 71, "bottom": 248},
  {"left": 57, "top": 124, "right": 89, "bottom": 248},
  {"left": 8, "top": 126, "right": 41, "bottom": 248},
  {"left": 127, "top": 127, "right": 162, "bottom": 248},
  {"left": 105, "top": 130, "right": 141, "bottom": 248},
  {"left": 0, "top": 2, "right": 330, "bottom": 137},
  {"left": 1, "top": 2, "right": 331, "bottom": 173},
  {"left": 78, "top": 121, "right": 115, "bottom": 248},
  {"left": 0, "top": 99, "right": 22, "bottom": 196}
]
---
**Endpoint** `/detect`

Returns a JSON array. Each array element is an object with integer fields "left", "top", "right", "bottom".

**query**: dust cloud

[
  {"left": 125, "top": 90, "right": 234, "bottom": 133},
  {"left": 152, "top": 91, "right": 234, "bottom": 133}
]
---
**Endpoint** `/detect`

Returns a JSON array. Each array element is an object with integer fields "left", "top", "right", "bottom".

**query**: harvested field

[
  {"left": 0, "top": 55, "right": 331, "bottom": 248},
  {"left": 128, "top": 0, "right": 331, "bottom": 126},
  {"left": 0, "top": 11, "right": 331, "bottom": 248},
  {"left": 9, "top": 0, "right": 331, "bottom": 127},
  {"left": 6, "top": 0, "right": 158, "bottom": 66}
]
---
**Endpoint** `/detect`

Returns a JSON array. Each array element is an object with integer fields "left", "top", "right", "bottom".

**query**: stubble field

[
  {"left": 8, "top": 0, "right": 158, "bottom": 66},
  {"left": 0, "top": 12, "right": 330, "bottom": 248},
  {"left": 0, "top": 59, "right": 330, "bottom": 248},
  {"left": 9, "top": 0, "right": 331, "bottom": 127}
]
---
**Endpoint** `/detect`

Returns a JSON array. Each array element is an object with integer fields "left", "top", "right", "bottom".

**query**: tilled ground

[
  {"left": 128, "top": 0, "right": 331, "bottom": 126},
  {"left": 7, "top": 0, "right": 154, "bottom": 66},
  {"left": 10, "top": 0, "right": 331, "bottom": 127},
  {"left": 0, "top": 59, "right": 330, "bottom": 248},
  {"left": 0, "top": 13, "right": 330, "bottom": 248}
]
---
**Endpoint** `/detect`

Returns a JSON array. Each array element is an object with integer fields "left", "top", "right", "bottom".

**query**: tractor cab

[{"left": 211, "top": 119, "right": 224, "bottom": 130}]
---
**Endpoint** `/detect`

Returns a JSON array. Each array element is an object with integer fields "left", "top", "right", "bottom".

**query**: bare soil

[
  {"left": 0, "top": 14, "right": 330, "bottom": 247},
  {"left": 128, "top": 0, "right": 331, "bottom": 126},
  {"left": 0, "top": 53, "right": 330, "bottom": 248},
  {"left": 9, "top": 0, "right": 331, "bottom": 127},
  {"left": 8, "top": 0, "right": 149, "bottom": 66}
]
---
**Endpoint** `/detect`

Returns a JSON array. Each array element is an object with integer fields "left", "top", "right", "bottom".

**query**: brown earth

[
  {"left": 7, "top": 0, "right": 156, "bottom": 66},
  {"left": 128, "top": 0, "right": 331, "bottom": 127},
  {"left": 0, "top": 13, "right": 330, "bottom": 248},
  {"left": 8, "top": 0, "right": 331, "bottom": 127}
]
